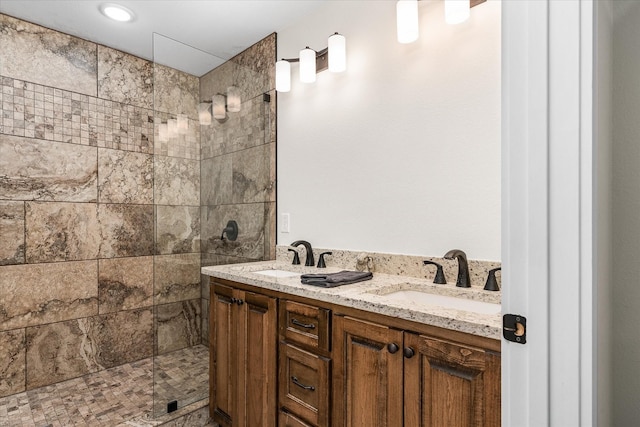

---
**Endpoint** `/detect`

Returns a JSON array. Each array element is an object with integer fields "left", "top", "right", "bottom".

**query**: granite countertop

[{"left": 202, "top": 261, "right": 502, "bottom": 340}]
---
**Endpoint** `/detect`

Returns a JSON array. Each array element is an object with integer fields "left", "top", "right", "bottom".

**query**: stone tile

[
  {"left": 0, "top": 261, "right": 98, "bottom": 331},
  {"left": 200, "top": 94, "right": 269, "bottom": 159},
  {"left": 154, "top": 113, "right": 200, "bottom": 160},
  {"left": 25, "top": 308, "right": 153, "bottom": 389},
  {"left": 154, "top": 254, "right": 201, "bottom": 305},
  {"left": 154, "top": 156, "right": 200, "bottom": 206},
  {"left": 0, "top": 329, "right": 25, "bottom": 398},
  {"left": 0, "top": 77, "right": 154, "bottom": 152},
  {"left": 97, "top": 45, "right": 153, "bottom": 109},
  {"left": 92, "top": 308, "right": 153, "bottom": 370},
  {"left": 201, "top": 155, "right": 232, "bottom": 205},
  {"left": 98, "top": 204, "right": 154, "bottom": 258},
  {"left": 98, "top": 148, "right": 153, "bottom": 204},
  {"left": 201, "top": 298, "right": 209, "bottom": 348},
  {"left": 0, "top": 14, "right": 98, "bottom": 96},
  {"left": 98, "top": 256, "right": 153, "bottom": 314},
  {"left": 155, "top": 205, "right": 200, "bottom": 255},
  {"left": 201, "top": 203, "right": 265, "bottom": 260},
  {"left": 232, "top": 143, "right": 275, "bottom": 204},
  {"left": 264, "top": 201, "right": 276, "bottom": 260},
  {"left": 155, "top": 300, "right": 201, "bottom": 355},
  {"left": 0, "top": 201, "right": 25, "bottom": 265},
  {"left": 0, "top": 135, "right": 98, "bottom": 202},
  {"left": 153, "top": 64, "right": 199, "bottom": 119},
  {"left": 25, "top": 202, "right": 100, "bottom": 263}
]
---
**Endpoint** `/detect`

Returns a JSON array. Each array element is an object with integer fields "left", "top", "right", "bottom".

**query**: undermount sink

[
  {"left": 253, "top": 269, "right": 300, "bottom": 278},
  {"left": 378, "top": 289, "right": 501, "bottom": 315}
]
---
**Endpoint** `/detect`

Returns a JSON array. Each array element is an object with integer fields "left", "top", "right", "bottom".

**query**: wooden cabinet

[
  {"left": 333, "top": 316, "right": 500, "bottom": 427},
  {"left": 210, "top": 283, "right": 278, "bottom": 427},
  {"left": 279, "top": 300, "right": 332, "bottom": 427},
  {"left": 210, "top": 278, "right": 500, "bottom": 427}
]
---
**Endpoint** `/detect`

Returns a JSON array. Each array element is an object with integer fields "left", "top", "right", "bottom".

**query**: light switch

[{"left": 281, "top": 213, "right": 290, "bottom": 233}]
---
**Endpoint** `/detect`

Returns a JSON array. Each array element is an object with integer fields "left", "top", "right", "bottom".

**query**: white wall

[
  {"left": 612, "top": 1, "right": 640, "bottom": 424},
  {"left": 276, "top": 0, "right": 501, "bottom": 259}
]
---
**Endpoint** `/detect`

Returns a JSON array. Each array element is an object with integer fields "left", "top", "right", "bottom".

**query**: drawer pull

[
  {"left": 291, "top": 376, "right": 315, "bottom": 391},
  {"left": 291, "top": 318, "right": 316, "bottom": 330}
]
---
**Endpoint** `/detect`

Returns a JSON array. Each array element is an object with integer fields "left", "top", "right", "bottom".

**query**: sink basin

[
  {"left": 380, "top": 290, "right": 501, "bottom": 315},
  {"left": 253, "top": 269, "right": 300, "bottom": 278}
]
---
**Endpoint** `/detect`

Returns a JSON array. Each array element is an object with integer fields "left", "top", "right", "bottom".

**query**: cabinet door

[
  {"left": 332, "top": 315, "right": 404, "bottom": 427},
  {"left": 237, "top": 290, "right": 278, "bottom": 427},
  {"left": 210, "top": 284, "right": 238, "bottom": 426},
  {"left": 403, "top": 333, "right": 501, "bottom": 427}
]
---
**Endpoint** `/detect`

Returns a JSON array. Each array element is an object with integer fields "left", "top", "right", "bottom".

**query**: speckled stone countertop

[{"left": 202, "top": 261, "right": 501, "bottom": 340}]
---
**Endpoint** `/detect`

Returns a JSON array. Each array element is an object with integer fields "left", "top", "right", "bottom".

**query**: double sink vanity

[{"left": 202, "top": 253, "right": 502, "bottom": 427}]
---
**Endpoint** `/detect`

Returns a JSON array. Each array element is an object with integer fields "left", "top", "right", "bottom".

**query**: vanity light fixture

[
  {"left": 275, "top": 32, "right": 347, "bottom": 92},
  {"left": 397, "top": 0, "right": 419, "bottom": 44},
  {"left": 212, "top": 94, "right": 226, "bottom": 120},
  {"left": 99, "top": 3, "right": 135, "bottom": 22},
  {"left": 197, "top": 102, "right": 212, "bottom": 125},
  {"left": 396, "top": 0, "right": 484, "bottom": 43},
  {"left": 226, "top": 86, "right": 241, "bottom": 113},
  {"left": 177, "top": 114, "right": 189, "bottom": 134}
]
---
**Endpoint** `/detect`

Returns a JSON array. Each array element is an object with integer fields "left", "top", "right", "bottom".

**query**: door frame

[{"left": 501, "top": 0, "right": 599, "bottom": 425}]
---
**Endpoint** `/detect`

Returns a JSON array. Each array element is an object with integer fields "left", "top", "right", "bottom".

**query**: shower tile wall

[
  {"left": 0, "top": 13, "right": 201, "bottom": 399},
  {"left": 199, "top": 34, "right": 277, "bottom": 345}
]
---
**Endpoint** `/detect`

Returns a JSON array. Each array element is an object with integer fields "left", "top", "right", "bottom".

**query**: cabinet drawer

[
  {"left": 280, "top": 300, "right": 330, "bottom": 351},
  {"left": 280, "top": 411, "right": 314, "bottom": 427},
  {"left": 279, "top": 342, "right": 330, "bottom": 427}
]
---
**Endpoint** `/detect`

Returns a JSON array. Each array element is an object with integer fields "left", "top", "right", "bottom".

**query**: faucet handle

[
  {"left": 423, "top": 260, "right": 447, "bottom": 284},
  {"left": 317, "top": 252, "right": 332, "bottom": 268},
  {"left": 484, "top": 267, "right": 501, "bottom": 291},
  {"left": 288, "top": 248, "right": 301, "bottom": 265}
]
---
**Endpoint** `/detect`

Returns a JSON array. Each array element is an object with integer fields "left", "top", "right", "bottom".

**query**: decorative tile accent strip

[
  {"left": 154, "top": 111, "right": 200, "bottom": 160},
  {"left": 0, "top": 76, "right": 154, "bottom": 153}
]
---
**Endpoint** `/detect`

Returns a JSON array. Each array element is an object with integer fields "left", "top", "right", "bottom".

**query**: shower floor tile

[{"left": 0, "top": 345, "right": 209, "bottom": 427}]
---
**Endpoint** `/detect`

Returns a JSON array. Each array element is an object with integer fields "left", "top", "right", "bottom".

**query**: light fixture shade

[
  {"left": 158, "top": 122, "right": 168, "bottom": 142},
  {"left": 299, "top": 47, "right": 316, "bottom": 83},
  {"left": 276, "top": 60, "right": 291, "bottom": 92},
  {"left": 397, "top": 0, "right": 419, "bottom": 43},
  {"left": 328, "top": 33, "right": 346, "bottom": 73},
  {"left": 212, "top": 94, "right": 226, "bottom": 120},
  {"left": 100, "top": 4, "right": 135, "bottom": 22},
  {"left": 445, "top": 0, "right": 470, "bottom": 25},
  {"left": 167, "top": 118, "right": 178, "bottom": 138},
  {"left": 198, "top": 103, "right": 212, "bottom": 125},
  {"left": 226, "top": 86, "right": 241, "bottom": 113},
  {"left": 177, "top": 114, "right": 188, "bottom": 134}
]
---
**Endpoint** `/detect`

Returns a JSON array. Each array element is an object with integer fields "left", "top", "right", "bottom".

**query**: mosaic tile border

[{"left": 1, "top": 76, "right": 154, "bottom": 153}]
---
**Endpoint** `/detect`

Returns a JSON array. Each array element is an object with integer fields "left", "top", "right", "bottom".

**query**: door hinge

[{"left": 503, "top": 314, "right": 526, "bottom": 344}]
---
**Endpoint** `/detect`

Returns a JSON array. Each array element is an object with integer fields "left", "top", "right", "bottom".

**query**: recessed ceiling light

[{"left": 99, "top": 3, "right": 135, "bottom": 22}]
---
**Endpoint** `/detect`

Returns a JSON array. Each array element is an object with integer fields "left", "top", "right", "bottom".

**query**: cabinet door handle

[
  {"left": 291, "top": 376, "right": 315, "bottom": 391},
  {"left": 230, "top": 297, "right": 237, "bottom": 304},
  {"left": 403, "top": 347, "right": 415, "bottom": 359},
  {"left": 236, "top": 299, "right": 244, "bottom": 306},
  {"left": 387, "top": 343, "right": 399, "bottom": 354},
  {"left": 291, "top": 318, "right": 315, "bottom": 329}
]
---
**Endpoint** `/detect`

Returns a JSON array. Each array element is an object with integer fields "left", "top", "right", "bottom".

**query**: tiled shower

[{"left": 0, "top": 13, "right": 275, "bottom": 425}]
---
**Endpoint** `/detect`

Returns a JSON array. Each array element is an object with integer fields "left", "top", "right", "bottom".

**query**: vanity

[{"left": 202, "top": 260, "right": 501, "bottom": 427}]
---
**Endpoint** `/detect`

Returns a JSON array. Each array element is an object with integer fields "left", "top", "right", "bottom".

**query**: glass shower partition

[{"left": 151, "top": 32, "right": 276, "bottom": 418}]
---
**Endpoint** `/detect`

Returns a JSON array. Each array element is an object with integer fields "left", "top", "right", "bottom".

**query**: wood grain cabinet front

[
  {"left": 210, "top": 283, "right": 278, "bottom": 427},
  {"left": 279, "top": 342, "right": 330, "bottom": 427},
  {"left": 279, "top": 300, "right": 331, "bottom": 353},
  {"left": 333, "top": 315, "right": 501, "bottom": 427}
]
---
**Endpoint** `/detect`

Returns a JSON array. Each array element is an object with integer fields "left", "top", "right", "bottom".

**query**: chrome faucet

[
  {"left": 291, "top": 240, "right": 315, "bottom": 267},
  {"left": 444, "top": 249, "right": 471, "bottom": 288}
]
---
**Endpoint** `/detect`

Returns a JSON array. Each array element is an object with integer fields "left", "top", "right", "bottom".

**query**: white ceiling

[{"left": 0, "top": 0, "right": 327, "bottom": 76}]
